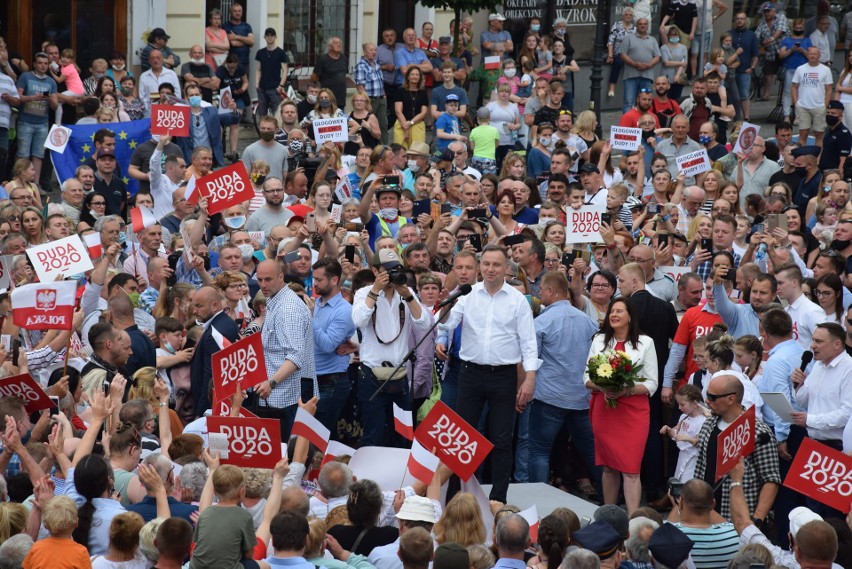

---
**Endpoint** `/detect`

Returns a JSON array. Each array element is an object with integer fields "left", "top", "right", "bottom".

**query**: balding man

[
  {"left": 190, "top": 286, "right": 240, "bottom": 416},
  {"left": 693, "top": 374, "right": 780, "bottom": 522},
  {"left": 394, "top": 29, "right": 433, "bottom": 87},
  {"left": 656, "top": 114, "right": 702, "bottom": 185},
  {"left": 675, "top": 185, "right": 705, "bottom": 236},
  {"left": 495, "top": 514, "right": 531, "bottom": 562},
  {"left": 60, "top": 178, "right": 84, "bottom": 225},
  {"left": 180, "top": 44, "right": 219, "bottom": 102},
  {"left": 138, "top": 49, "right": 181, "bottom": 116},
  {"left": 628, "top": 244, "right": 677, "bottom": 301},
  {"left": 253, "top": 259, "right": 316, "bottom": 438},
  {"left": 311, "top": 37, "right": 349, "bottom": 109},
  {"left": 792, "top": 46, "right": 833, "bottom": 146},
  {"left": 736, "top": 136, "right": 780, "bottom": 210}
]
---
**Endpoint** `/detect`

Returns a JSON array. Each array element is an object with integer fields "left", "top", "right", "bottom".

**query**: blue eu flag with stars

[{"left": 52, "top": 119, "right": 151, "bottom": 195}]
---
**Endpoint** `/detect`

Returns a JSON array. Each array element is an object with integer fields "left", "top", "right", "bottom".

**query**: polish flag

[
  {"left": 82, "top": 233, "right": 102, "bottom": 260},
  {"left": 518, "top": 505, "right": 540, "bottom": 542},
  {"left": 393, "top": 403, "right": 414, "bottom": 440},
  {"left": 291, "top": 407, "right": 330, "bottom": 452},
  {"left": 407, "top": 440, "right": 440, "bottom": 485},
  {"left": 321, "top": 440, "right": 358, "bottom": 467},
  {"left": 11, "top": 281, "right": 77, "bottom": 330},
  {"left": 130, "top": 206, "right": 158, "bottom": 233},
  {"left": 211, "top": 327, "right": 232, "bottom": 349},
  {"left": 235, "top": 298, "right": 251, "bottom": 321},
  {"left": 484, "top": 56, "right": 501, "bottom": 70}
]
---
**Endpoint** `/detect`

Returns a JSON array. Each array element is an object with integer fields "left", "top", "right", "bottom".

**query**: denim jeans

[
  {"left": 514, "top": 405, "right": 531, "bottom": 483},
  {"left": 257, "top": 88, "right": 283, "bottom": 117},
  {"left": 735, "top": 73, "right": 752, "bottom": 110},
  {"left": 782, "top": 68, "right": 796, "bottom": 118},
  {"left": 315, "top": 372, "right": 352, "bottom": 436},
  {"left": 623, "top": 77, "right": 652, "bottom": 114},
  {"left": 457, "top": 362, "right": 516, "bottom": 502},
  {"left": 440, "top": 357, "right": 461, "bottom": 411},
  {"left": 357, "top": 365, "right": 410, "bottom": 447},
  {"left": 528, "top": 400, "right": 601, "bottom": 491}
]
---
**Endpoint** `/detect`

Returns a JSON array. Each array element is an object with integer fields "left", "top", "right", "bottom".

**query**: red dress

[{"left": 589, "top": 341, "right": 650, "bottom": 474}]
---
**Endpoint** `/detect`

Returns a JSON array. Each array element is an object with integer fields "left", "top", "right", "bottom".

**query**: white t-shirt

[
  {"left": 793, "top": 63, "right": 833, "bottom": 109},
  {"left": 0, "top": 73, "right": 16, "bottom": 129}
]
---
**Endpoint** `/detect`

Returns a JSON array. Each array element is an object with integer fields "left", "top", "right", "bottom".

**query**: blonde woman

[
  {"left": 433, "top": 492, "right": 487, "bottom": 547},
  {"left": 571, "top": 110, "right": 600, "bottom": 149},
  {"left": 348, "top": 93, "right": 381, "bottom": 148},
  {"left": 129, "top": 366, "right": 184, "bottom": 433}
]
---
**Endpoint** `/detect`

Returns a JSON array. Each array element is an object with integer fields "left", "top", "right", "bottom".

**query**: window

[{"left": 283, "top": 0, "right": 359, "bottom": 67}]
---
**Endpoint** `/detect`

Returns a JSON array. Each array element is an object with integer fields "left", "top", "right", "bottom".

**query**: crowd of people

[{"left": 2, "top": 1, "right": 852, "bottom": 568}]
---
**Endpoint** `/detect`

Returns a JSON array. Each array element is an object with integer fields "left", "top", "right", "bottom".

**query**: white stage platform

[{"left": 482, "top": 483, "right": 599, "bottom": 525}]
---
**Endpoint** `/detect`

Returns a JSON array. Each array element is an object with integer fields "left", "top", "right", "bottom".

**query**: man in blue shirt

[
  {"left": 311, "top": 258, "right": 356, "bottom": 433},
  {"left": 713, "top": 271, "right": 778, "bottom": 338},
  {"left": 127, "top": 454, "right": 198, "bottom": 523},
  {"left": 394, "top": 28, "right": 433, "bottom": 87},
  {"left": 480, "top": 14, "right": 513, "bottom": 61},
  {"left": 15, "top": 52, "right": 57, "bottom": 181},
  {"left": 730, "top": 12, "right": 760, "bottom": 121},
  {"left": 758, "top": 307, "right": 806, "bottom": 547},
  {"left": 223, "top": 2, "right": 255, "bottom": 69},
  {"left": 529, "top": 271, "right": 599, "bottom": 489}
]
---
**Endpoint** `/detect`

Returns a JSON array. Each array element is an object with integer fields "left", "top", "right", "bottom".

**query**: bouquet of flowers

[{"left": 587, "top": 349, "right": 644, "bottom": 408}]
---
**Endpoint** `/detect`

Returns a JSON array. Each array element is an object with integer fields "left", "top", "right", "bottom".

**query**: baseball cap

[
  {"left": 761, "top": 2, "right": 775, "bottom": 10},
  {"left": 445, "top": 93, "right": 460, "bottom": 103},
  {"left": 579, "top": 163, "right": 600, "bottom": 174},
  {"left": 96, "top": 148, "right": 116, "bottom": 160},
  {"left": 438, "top": 36, "right": 452, "bottom": 44},
  {"left": 488, "top": 13, "right": 506, "bottom": 21},
  {"left": 789, "top": 507, "right": 823, "bottom": 538},
  {"left": 372, "top": 248, "right": 402, "bottom": 269},
  {"left": 375, "top": 185, "right": 401, "bottom": 197},
  {"left": 432, "top": 149, "right": 454, "bottom": 163},
  {"left": 264, "top": 27, "right": 277, "bottom": 36},
  {"left": 396, "top": 496, "right": 438, "bottom": 523},
  {"left": 828, "top": 100, "right": 845, "bottom": 111},
  {"left": 149, "top": 27, "right": 170, "bottom": 40}
]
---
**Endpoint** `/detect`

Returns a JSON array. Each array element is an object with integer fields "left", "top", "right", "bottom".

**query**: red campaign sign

[
  {"left": 784, "top": 437, "right": 852, "bottom": 513},
  {"left": 0, "top": 374, "right": 55, "bottom": 413},
  {"left": 214, "top": 397, "right": 260, "bottom": 418},
  {"left": 207, "top": 416, "right": 282, "bottom": 469},
  {"left": 715, "top": 406, "right": 756, "bottom": 481},
  {"left": 414, "top": 400, "right": 494, "bottom": 481},
  {"left": 150, "top": 105, "right": 190, "bottom": 136},
  {"left": 212, "top": 333, "right": 268, "bottom": 403},
  {"left": 682, "top": 158, "right": 703, "bottom": 169},
  {"left": 189, "top": 162, "right": 254, "bottom": 215}
]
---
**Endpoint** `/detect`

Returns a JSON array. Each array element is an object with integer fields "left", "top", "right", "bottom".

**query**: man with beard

[
  {"left": 246, "top": 176, "right": 292, "bottom": 232},
  {"left": 651, "top": 75, "right": 681, "bottom": 128},
  {"left": 81, "top": 322, "right": 133, "bottom": 392},
  {"left": 620, "top": 88, "right": 658, "bottom": 128}
]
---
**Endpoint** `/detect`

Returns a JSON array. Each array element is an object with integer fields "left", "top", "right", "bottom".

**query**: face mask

[
  {"left": 669, "top": 36, "right": 680, "bottom": 43},
  {"left": 307, "top": 94, "right": 317, "bottom": 104},
  {"left": 319, "top": 99, "right": 331, "bottom": 108},
  {"left": 795, "top": 166, "right": 808, "bottom": 176},
  {"left": 189, "top": 95, "right": 202, "bottom": 107},
  {"left": 120, "top": 86, "right": 133, "bottom": 96},
  {"left": 112, "top": 64, "right": 125, "bottom": 71},
  {"left": 191, "top": 58, "right": 205, "bottom": 65},
  {"left": 539, "top": 136, "right": 552, "bottom": 147},
  {"left": 94, "top": 72, "right": 106, "bottom": 79},
  {"left": 504, "top": 68, "right": 517, "bottom": 78},
  {"left": 642, "top": 129, "right": 656, "bottom": 141},
  {"left": 259, "top": 131, "right": 275, "bottom": 141},
  {"left": 238, "top": 243, "right": 254, "bottom": 260},
  {"left": 289, "top": 139, "right": 304, "bottom": 154},
  {"left": 826, "top": 115, "right": 840, "bottom": 126},
  {"left": 379, "top": 207, "right": 399, "bottom": 220},
  {"left": 673, "top": 254, "right": 684, "bottom": 265},
  {"left": 722, "top": 42, "right": 732, "bottom": 49},
  {"left": 531, "top": 24, "right": 541, "bottom": 32},
  {"left": 407, "top": 160, "right": 420, "bottom": 172},
  {"left": 127, "top": 291, "right": 141, "bottom": 308},
  {"left": 831, "top": 239, "right": 851, "bottom": 250},
  {"left": 118, "top": 231, "right": 127, "bottom": 244},
  {"left": 556, "top": 28, "right": 565, "bottom": 36},
  {"left": 90, "top": 209, "right": 103, "bottom": 219},
  {"left": 163, "top": 341, "right": 177, "bottom": 354},
  {"left": 699, "top": 135, "right": 713, "bottom": 145},
  {"left": 224, "top": 216, "right": 246, "bottom": 230}
]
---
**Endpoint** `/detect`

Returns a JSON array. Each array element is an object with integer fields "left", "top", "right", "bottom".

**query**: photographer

[
  {"left": 351, "top": 248, "right": 430, "bottom": 447},
  {"left": 358, "top": 179, "right": 411, "bottom": 251}
]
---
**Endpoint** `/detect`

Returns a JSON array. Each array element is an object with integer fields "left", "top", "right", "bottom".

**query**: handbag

[
  {"left": 371, "top": 365, "right": 408, "bottom": 381},
  {"left": 417, "top": 366, "right": 442, "bottom": 422}
]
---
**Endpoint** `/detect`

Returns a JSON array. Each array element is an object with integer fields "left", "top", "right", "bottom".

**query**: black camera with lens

[{"left": 387, "top": 268, "right": 408, "bottom": 286}]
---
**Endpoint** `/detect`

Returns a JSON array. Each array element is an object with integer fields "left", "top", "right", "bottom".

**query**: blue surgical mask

[
  {"left": 699, "top": 135, "right": 713, "bottom": 145},
  {"left": 224, "top": 216, "right": 246, "bottom": 229},
  {"left": 319, "top": 99, "right": 331, "bottom": 108},
  {"left": 530, "top": 24, "right": 541, "bottom": 32},
  {"left": 164, "top": 341, "right": 177, "bottom": 354},
  {"left": 189, "top": 95, "right": 202, "bottom": 107},
  {"left": 669, "top": 36, "right": 680, "bottom": 43},
  {"left": 118, "top": 231, "right": 127, "bottom": 244}
]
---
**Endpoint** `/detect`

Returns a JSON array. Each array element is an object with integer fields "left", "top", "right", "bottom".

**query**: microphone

[
  {"left": 799, "top": 351, "right": 813, "bottom": 373},
  {"left": 437, "top": 284, "right": 473, "bottom": 309}
]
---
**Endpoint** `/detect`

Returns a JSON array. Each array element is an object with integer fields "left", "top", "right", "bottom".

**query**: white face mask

[
  {"left": 191, "top": 58, "right": 205, "bottom": 65},
  {"left": 504, "top": 68, "right": 517, "bottom": 78},
  {"left": 307, "top": 93, "right": 317, "bottom": 104},
  {"left": 379, "top": 208, "right": 399, "bottom": 220},
  {"left": 238, "top": 243, "right": 254, "bottom": 260},
  {"left": 112, "top": 64, "right": 125, "bottom": 71},
  {"left": 407, "top": 160, "right": 420, "bottom": 173}
]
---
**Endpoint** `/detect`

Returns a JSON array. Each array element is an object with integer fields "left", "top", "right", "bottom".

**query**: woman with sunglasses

[
  {"left": 584, "top": 297, "right": 657, "bottom": 514},
  {"left": 79, "top": 192, "right": 108, "bottom": 230},
  {"left": 813, "top": 274, "right": 845, "bottom": 325},
  {"left": 701, "top": 335, "right": 764, "bottom": 414},
  {"left": 214, "top": 270, "right": 256, "bottom": 334}
]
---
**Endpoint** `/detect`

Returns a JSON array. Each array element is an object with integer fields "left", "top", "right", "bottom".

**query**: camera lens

[{"left": 389, "top": 270, "right": 408, "bottom": 286}]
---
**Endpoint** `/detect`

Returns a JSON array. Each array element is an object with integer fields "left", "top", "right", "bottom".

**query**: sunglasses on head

[
  {"left": 706, "top": 391, "right": 736, "bottom": 402},
  {"left": 639, "top": 88, "right": 653, "bottom": 93}
]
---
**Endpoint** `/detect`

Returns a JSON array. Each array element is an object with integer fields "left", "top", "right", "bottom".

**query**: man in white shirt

[
  {"left": 369, "top": 496, "right": 440, "bottom": 569},
  {"left": 138, "top": 50, "right": 181, "bottom": 116},
  {"left": 776, "top": 264, "right": 827, "bottom": 348},
  {"left": 438, "top": 245, "right": 539, "bottom": 502},
  {"left": 149, "top": 134, "right": 186, "bottom": 220},
  {"left": 578, "top": 163, "right": 607, "bottom": 206},
  {"left": 792, "top": 47, "right": 833, "bottom": 146}
]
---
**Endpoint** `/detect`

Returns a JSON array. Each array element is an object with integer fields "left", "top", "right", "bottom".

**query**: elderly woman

[
  {"left": 214, "top": 270, "right": 255, "bottom": 332},
  {"left": 327, "top": 480, "right": 398, "bottom": 555}
]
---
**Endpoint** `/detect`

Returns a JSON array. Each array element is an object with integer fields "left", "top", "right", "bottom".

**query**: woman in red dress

[{"left": 584, "top": 298, "right": 658, "bottom": 514}]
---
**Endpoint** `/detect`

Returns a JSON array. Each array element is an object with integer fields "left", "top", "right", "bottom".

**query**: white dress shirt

[
  {"left": 308, "top": 487, "right": 419, "bottom": 528},
  {"left": 149, "top": 147, "right": 182, "bottom": 220},
  {"left": 439, "top": 281, "right": 541, "bottom": 372},
  {"left": 794, "top": 351, "right": 852, "bottom": 441},
  {"left": 786, "top": 293, "right": 828, "bottom": 348},
  {"left": 352, "top": 286, "right": 430, "bottom": 368}
]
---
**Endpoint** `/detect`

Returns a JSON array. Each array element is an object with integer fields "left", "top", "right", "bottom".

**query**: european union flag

[{"left": 51, "top": 119, "right": 151, "bottom": 195}]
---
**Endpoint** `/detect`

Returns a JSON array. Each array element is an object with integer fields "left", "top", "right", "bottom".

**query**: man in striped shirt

[{"left": 668, "top": 479, "right": 740, "bottom": 568}]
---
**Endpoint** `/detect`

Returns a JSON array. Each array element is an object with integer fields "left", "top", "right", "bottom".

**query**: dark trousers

[
  {"left": 249, "top": 378, "right": 314, "bottom": 440},
  {"left": 457, "top": 361, "right": 517, "bottom": 502},
  {"left": 315, "top": 372, "right": 352, "bottom": 436},
  {"left": 641, "top": 389, "right": 665, "bottom": 499},
  {"left": 774, "top": 425, "right": 808, "bottom": 547},
  {"left": 384, "top": 83, "right": 399, "bottom": 130},
  {"left": 528, "top": 400, "right": 601, "bottom": 493},
  {"left": 357, "top": 365, "right": 410, "bottom": 447}
]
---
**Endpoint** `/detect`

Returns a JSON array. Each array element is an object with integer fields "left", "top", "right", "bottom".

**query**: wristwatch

[
  {"left": 403, "top": 295, "right": 415, "bottom": 302},
  {"left": 269, "top": 379, "right": 278, "bottom": 389}
]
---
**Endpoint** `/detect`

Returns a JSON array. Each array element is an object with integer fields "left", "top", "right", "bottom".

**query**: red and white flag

[
  {"left": 291, "top": 407, "right": 330, "bottom": 452},
  {"left": 407, "top": 440, "right": 440, "bottom": 484},
  {"left": 130, "top": 207, "right": 158, "bottom": 233},
  {"left": 322, "top": 440, "right": 358, "bottom": 467},
  {"left": 393, "top": 403, "right": 414, "bottom": 440},
  {"left": 11, "top": 281, "right": 77, "bottom": 330},
  {"left": 518, "top": 505, "right": 540, "bottom": 542},
  {"left": 211, "top": 326, "right": 233, "bottom": 349},
  {"left": 82, "top": 233, "right": 102, "bottom": 260}
]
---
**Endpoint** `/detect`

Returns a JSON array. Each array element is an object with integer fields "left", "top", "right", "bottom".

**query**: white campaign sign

[
  {"left": 313, "top": 117, "right": 349, "bottom": 144},
  {"left": 26, "top": 235, "right": 94, "bottom": 282},
  {"left": 659, "top": 266, "right": 692, "bottom": 284},
  {"left": 732, "top": 122, "right": 760, "bottom": 155},
  {"left": 565, "top": 204, "right": 607, "bottom": 244},
  {"left": 609, "top": 126, "right": 642, "bottom": 151},
  {"left": 44, "top": 124, "right": 72, "bottom": 153},
  {"left": 676, "top": 149, "right": 712, "bottom": 178}
]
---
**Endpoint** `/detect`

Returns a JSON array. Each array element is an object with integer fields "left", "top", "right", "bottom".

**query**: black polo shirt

[
  {"left": 93, "top": 172, "right": 127, "bottom": 217},
  {"left": 819, "top": 124, "right": 852, "bottom": 171}
]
